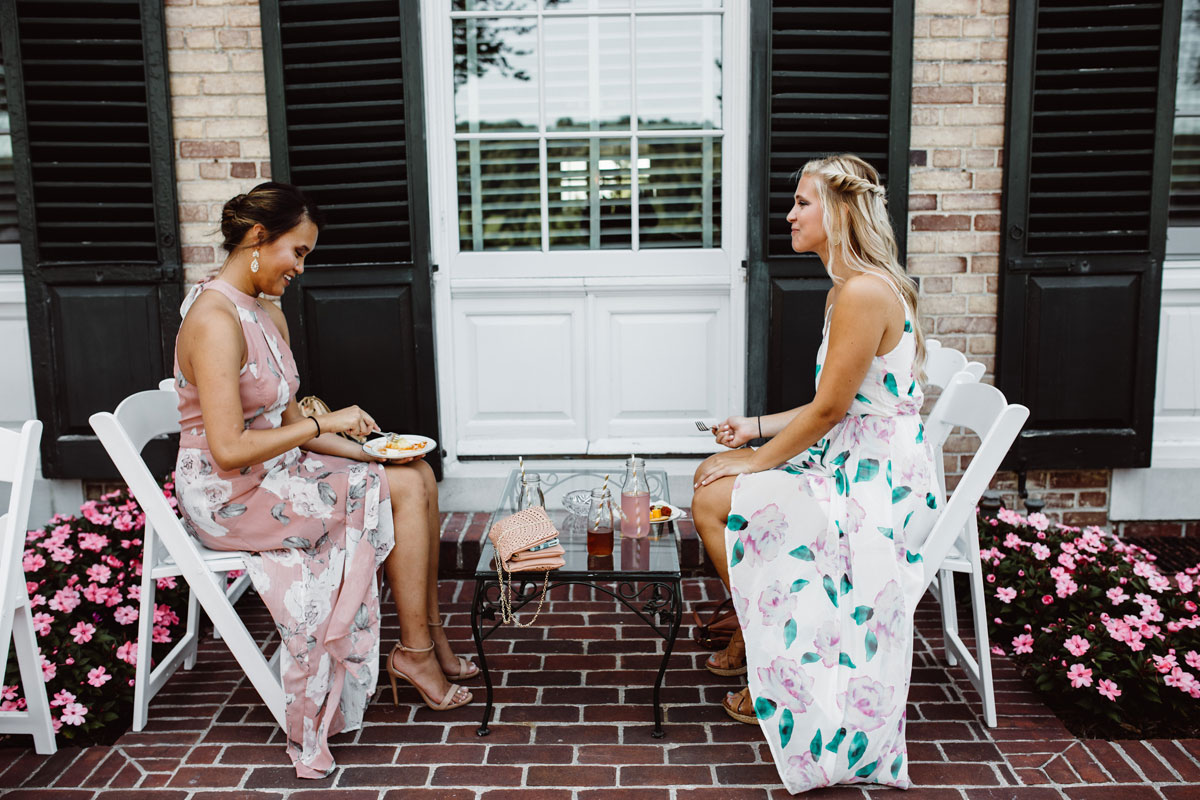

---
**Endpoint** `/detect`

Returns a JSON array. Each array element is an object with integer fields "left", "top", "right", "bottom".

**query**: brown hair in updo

[{"left": 219, "top": 181, "right": 325, "bottom": 254}]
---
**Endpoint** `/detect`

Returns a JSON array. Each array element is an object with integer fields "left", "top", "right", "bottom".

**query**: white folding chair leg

[
  {"left": 0, "top": 604, "right": 56, "bottom": 753},
  {"left": 938, "top": 568, "right": 960, "bottom": 667},
  {"left": 132, "top": 525, "right": 159, "bottom": 732},
  {"left": 967, "top": 566, "right": 997, "bottom": 727},
  {"left": 184, "top": 589, "right": 200, "bottom": 670}
]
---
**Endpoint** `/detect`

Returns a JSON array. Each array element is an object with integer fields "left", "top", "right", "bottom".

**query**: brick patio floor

[{"left": 1, "top": 514, "right": 1198, "bottom": 799}]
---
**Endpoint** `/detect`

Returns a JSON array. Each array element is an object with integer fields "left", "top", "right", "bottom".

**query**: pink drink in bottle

[{"left": 621, "top": 456, "right": 650, "bottom": 539}]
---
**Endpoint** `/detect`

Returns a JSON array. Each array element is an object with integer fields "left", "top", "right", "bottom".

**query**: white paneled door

[{"left": 423, "top": 0, "right": 747, "bottom": 458}]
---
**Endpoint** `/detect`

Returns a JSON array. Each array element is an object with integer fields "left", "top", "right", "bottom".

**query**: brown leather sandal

[
  {"left": 722, "top": 687, "right": 757, "bottom": 724},
  {"left": 428, "top": 618, "right": 480, "bottom": 680},
  {"left": 705, "top": 631, "right": 747, "bottom": 677},
  {"left": 692, "top": 598, "right": 739, "bottom": 649}
]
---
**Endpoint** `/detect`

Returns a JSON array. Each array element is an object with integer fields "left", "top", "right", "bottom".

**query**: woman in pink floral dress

[
  {"left": 173, "top": 183, "right": 473, "bottom": 778},
  {"left": 692, "top": 156, "right": 938, "bottom": 793}
]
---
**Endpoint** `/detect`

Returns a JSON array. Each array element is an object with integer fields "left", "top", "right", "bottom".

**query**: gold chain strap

[{"left": 495, "top": 557, "right": 551, "bottom": 628}]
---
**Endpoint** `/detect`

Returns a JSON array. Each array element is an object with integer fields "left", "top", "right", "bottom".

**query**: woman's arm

[{"left": 695, "top": 276, "right": 894, "bottom": 486}]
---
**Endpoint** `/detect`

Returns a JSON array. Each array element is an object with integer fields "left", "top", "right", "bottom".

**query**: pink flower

[
  {"left": 50, "top": 689, "right": 75, "bottom": 708},
  {"left": 756, "top": 656, "right": 815, "bottom": 714},
  {"left": 155, "top": 576, "right": 177, "bottom": 590},
  {"left": 1057, "top": 553, "right": 1076, "bottom": 570},
  {"left": 1107, "top": 587, "right": 1128, "bottom": 604},
  {"left": 1148, "top": 574, "right": 1171, "bottom": 593},
  {"left": 59, "top": 702, "right": 87, "bottom": 726},
  {"left": 1153, "top": 654, "right": 1178, "bottom": 674},
  {"left": 86, "top": 667, "right": 112, "bottom": 688},
  {"left": 1187, "top": 601, "right": 1198, "bottom": 613},
  {"left": 151, "top": 626, "right": 172, "bottom": 644},
  {"left": 77, "top": 532, "right": 109, "bottom": 552},
  {"left": 1164, "top": 668, "right": 1196, "bottom": 692},
  {"left": 997, "top": 507, "right": 1025, "bottom": 526},
  {"left": 991, "top": 645, "right": 1006, "bottom": 656},
  {"left": 838, "top": 676, "right": 896, "bottom": 733},
  {"left": 1, "top": 685, "right": 16, "bottom": 701},
  {"left": 1067, "top": 663, "right": 1093, "bottom": 688},
  {"left": 39, "top": 654, "right": 56, "bottom": 682},
  {"left": 116, "top": 641, "right": 138, "bottom": 666},
  {"left": 996, "top": 587, "right": 1017, "bottom": 604},
  {"left": 1031, "top": 543, "right": 1051, "bottom": 561},
  {"left": 48, "top": 587, "right": 81, "bottom": 614},
  {"left": 1186, "top": 651, "right": 1200, "bottom": 670},
  {"left": 22, "top": 552, "right": 46, "bottom": 572},
  {"left": 31, "top": 612, "right": 53, "bottom": 637},
  {"left": 1178, "top": 574, "right": 1195, "bottom": 594},
  {"left": 1012, "top": 633, "right": 1034, "bottom": 654},
  {"left": 86, "top": 564, "right": 112, "bottom": 584},
  {"left": 49, "top": 547, "right": 75, "bottom": 564},
  {"left": 1003, "top": 533, "right": 1025, "bottom": 550},
  {"left": 1097, "top": 679, "right": 1121, "bottom": 701},
  {"left": 68, "top": 621, "right": 95, "bottom": 645},
  {"left": 1041, "top": 595, "right": 1054, "bottom": 605},
  {"left": 1027, "top": 512, "right": 1050, "bottom": 531},
  {"left": 1064, "top": 635, "right": 1090, "bottom": 657},
  {"left": 113, "top": 606, "right": 138, "bottom": 625},
  {"left": 814, "top": 621, "right": 842, "bottom": 668}
]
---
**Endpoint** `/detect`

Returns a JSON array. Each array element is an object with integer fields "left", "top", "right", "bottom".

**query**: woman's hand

[
  {"left": 694, "top": 449, "right": 760, "bottom": 488},
  {"left": 713, "top": 416, "right": 757, "bottom": 449},
  {"left": 315, "top": 405, "right": 377, "bottom": 439}
]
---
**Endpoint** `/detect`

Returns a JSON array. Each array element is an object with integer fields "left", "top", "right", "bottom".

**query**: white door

[{"left": 422, "top": 0, "right": 747, "bottom": 458}]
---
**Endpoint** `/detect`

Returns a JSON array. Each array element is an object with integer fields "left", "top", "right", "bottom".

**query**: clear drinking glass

[
  {"left": 587, "top": 487, "right": 615, "bottom": 556},
  {"left": 517, "top": 473, "right": 545, "bottom": 510},
  {"left": 621, "top": 456, "right": 651, "bottom": 538}
]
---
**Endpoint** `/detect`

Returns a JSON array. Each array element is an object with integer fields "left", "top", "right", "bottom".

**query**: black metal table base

[{"left": 470, "top": 575, "right": 683, "bottom": 738}]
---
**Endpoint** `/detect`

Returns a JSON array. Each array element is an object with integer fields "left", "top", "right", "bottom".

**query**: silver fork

[{"left": 694, "top": 420, "right": 712, "bottom": 432}]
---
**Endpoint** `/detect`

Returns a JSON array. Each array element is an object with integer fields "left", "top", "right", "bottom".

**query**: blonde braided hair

[{"left": 800, "top": 154, "right": 927, "bottom": 380}]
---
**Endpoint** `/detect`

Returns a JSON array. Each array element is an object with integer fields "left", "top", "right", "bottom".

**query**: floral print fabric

[
  {"left": 173, "top": 279, "right": 395, "bottom": 778},
  {"left": 727, "top": 290, "right": 938, "bottom": 793}
]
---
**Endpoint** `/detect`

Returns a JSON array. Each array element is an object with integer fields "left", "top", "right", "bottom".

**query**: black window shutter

[
  {"left": 0, "top": 37, "right": 16, "bottom": 246},
  {"left": 998, "top": 0, "right": 1181, "bottom": 469},
  {"left": 747, "top": 0, "right": 914, "bottom": 416},
  {"left": 261, "top": 0, "right": 441, "bottom": 477},
  {"left": 0, "top": 0, "right": 182, "bottom": 478}
]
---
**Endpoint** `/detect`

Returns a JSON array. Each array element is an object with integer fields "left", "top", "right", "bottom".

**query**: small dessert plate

[
  {"left": 363, "top": 434, "right": 437, "bottom": 459},
  {"left": 649, "top": 501, "right": 685, "bottom": 525}
]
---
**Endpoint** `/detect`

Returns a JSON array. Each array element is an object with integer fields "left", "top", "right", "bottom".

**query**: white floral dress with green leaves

[{"left": 726, "top": 290, "right": 939, "bottom": 794}]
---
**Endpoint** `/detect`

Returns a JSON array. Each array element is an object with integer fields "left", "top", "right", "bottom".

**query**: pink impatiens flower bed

[
  {"left": 2, "top": 481, "right": 189, "bottom": 743},
  {"left": 981, "top": 508, "right": 1200, "bottom": 737}
]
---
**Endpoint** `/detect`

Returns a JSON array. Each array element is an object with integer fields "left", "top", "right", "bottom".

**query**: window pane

[
  {"left": 454, "top": 0, "right": 537, "bottom": 10},
  {"left": 544, "top": 16, "right": 631, "bottom": 131},
  {"left": 637, "top": 0, "right": 723, "bottom": 11},
  {"left": 457, "top": 139, "right": 542, "bottom": 251},
  {"left": 547, "top": 139, "right": 632, "bottom": 249},
  {"left": 548, "top": 0, "right": 630, "bottom": 8},
  {"left": 636, "top": 15, "right": 722, "bottom": 130},
  {"left": 0, "top": 40, "right": 16, "bottom": 246},
  {"left": 454, "top": 18, "right": 539, "bottom": 133},
  {"left": 1173, "top": 0, "right": 1200, "bottom": 226},
  {"left": 638, "top": 137, "right": 721, "bottom": 249}
]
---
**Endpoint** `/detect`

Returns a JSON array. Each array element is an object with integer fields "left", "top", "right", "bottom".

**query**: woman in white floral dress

[
  {"left": 692, "top": 155, "right": 939, "bottom": 793},
  {"left": 173, "top": 183, "right": 474, "bottom": 778}
]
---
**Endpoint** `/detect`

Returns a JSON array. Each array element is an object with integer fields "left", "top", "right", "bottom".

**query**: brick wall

[
  {"left": 164, "top": 0, "right": 271, "bottom": 286},
  {"left": 907, "top": 0, "right": 1115, "bottom": 525}
]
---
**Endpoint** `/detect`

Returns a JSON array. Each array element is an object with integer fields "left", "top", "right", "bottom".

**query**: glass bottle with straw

[
  {"left": 516, "top": 456, "right": 544, "bottom": 510},
  {"left": 587, "top": 475, "right": 615, "bottom": 557},
  {"left": 621, "top": 455, "right": 650, "bottom": 539}
]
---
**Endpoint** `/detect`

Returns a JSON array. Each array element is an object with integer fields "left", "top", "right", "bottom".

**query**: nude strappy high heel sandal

[
  {"left": 386, "top": 641, "right": 472, "bottom": 711},
  {"left": 428, "top": 617, "right": 480, "bottom": 681}
]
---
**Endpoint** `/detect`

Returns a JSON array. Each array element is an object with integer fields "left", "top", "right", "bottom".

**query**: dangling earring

[{"left": 250, "top": 249, "right": 260, "bottom": 273}]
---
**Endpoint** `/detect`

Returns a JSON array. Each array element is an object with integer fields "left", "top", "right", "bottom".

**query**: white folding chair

[
  {"left": 0, "top": 420, "right": 56, "bottom": 754},
  {"left": 90, "top": 388, "right": 284, "bottom": 732},
  {"left": 911, "top": 380, "right": 1029, "bottom": 728}
]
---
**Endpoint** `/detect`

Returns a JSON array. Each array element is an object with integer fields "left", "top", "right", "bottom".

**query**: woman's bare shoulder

[{"left": 839, "top": 272, "right": 898, "bottom": 308}]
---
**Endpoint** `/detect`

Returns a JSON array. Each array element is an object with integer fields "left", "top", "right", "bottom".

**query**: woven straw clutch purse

[{"left": 488, "top": 506, "right": 565, "bottom": 572}]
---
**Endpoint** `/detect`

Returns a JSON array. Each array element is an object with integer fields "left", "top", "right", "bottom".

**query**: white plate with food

[
  {"left": 362, "top": 433, "right": 437, "bottom": 460},
  {"left": 649, "top": 501, "right": 685, "bottom": 525}
]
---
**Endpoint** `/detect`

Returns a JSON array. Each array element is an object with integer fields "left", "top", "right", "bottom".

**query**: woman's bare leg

[
  {"left": 691, "top": 450, "right": 756, "bottom": 673},
  {"left": 382, "top": 462, "right": 469, "bottom": 703}
]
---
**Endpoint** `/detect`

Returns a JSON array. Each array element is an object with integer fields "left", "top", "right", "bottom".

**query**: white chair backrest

[
  {"left": 0, "top": 421, "right": 43, "bottom": 604},
  {"left": 914, "top": 380, "right": 1029, "bottom": 589},
  {"left": 924, "top": 339, "right": 985, "bottom": 390},
  {"left": 90, "top": 390, "right": 186, "bottom": 562}
]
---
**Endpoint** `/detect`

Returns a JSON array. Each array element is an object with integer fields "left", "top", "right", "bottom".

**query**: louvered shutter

[
  {"left": 0, "top": 0, "right": 181, "bottom": 478},
  {"left": 747, "top": 0, "right": 914, "bottom": 415},
  {"left": 0, "top": 37, "right": 16, "bottom": 249},
  {"left": 262, "top": 0, "right": 441, "bottom": 476},
  {"left": 998, "top": 0, "right": 1180, "bottom": 468}
]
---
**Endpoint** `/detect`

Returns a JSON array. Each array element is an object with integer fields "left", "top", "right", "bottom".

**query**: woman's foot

[
  {"left": 723, "top": 687, "right": 757, "bottom": 724},
  {"left": 706, "top": 629, "right": 747, "bottom": 676},
  {"left": 387, "top": 639, "right": 472, "bottom": 710},
  {"left": 428, "top": 617, "right": 479, "bottom": 680}
]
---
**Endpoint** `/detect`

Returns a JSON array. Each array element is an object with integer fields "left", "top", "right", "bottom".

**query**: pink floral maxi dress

[
  {"left": 173, "top": 279, "right": 395, "bottom": 778},
  {"left": 726, "top": 290, "right": 939, "bottom": 793}
]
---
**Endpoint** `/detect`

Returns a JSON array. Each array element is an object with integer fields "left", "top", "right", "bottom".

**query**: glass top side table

[{"left": 470, "top": 467, "right": 683, "bottom": 737}]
